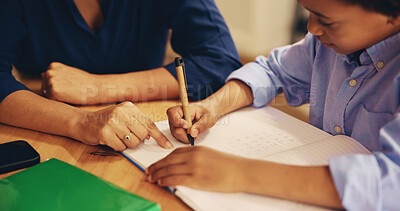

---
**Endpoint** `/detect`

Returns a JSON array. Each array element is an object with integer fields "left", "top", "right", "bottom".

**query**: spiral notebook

[{"left": 122, "top": 106, "right": 370, "bottom": 211}]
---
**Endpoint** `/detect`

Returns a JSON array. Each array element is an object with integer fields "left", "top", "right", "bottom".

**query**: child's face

[{"left": 298, "top": 0, "right": 400, "bottom": 54}]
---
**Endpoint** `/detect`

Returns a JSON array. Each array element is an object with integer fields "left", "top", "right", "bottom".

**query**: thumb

[{"left": 189, "top": 114, "right": 213, "bottom": 138}]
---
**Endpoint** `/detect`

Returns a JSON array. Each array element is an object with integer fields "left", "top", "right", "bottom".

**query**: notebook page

[
  {"left": 263, "top": 135, "right": 371, "bottom": 166},
  {"left": 123, "top": 106, "right": 333, "bottom": 167},
  {"left": 175, "top": 135, "right": 371, "bottom": 211},
  {"left": 176, "top": 186, "right": 330, "bottom": 211},
  {"left": 122, "top": 106, "right": 343, "bottom": 211}
]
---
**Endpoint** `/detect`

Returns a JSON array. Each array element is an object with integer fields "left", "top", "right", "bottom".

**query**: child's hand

[
  {"left": 166, "top": 105, "right": 218, "bottom": 144},
  {"left": 145, "top": 146, "right": 246, "bottom": 192}
]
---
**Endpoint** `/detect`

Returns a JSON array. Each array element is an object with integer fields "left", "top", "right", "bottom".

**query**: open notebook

[{"left": 122, "top": 106, "right": 370, "bottom": 211}]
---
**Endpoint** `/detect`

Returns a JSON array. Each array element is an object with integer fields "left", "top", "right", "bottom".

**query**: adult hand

[
  {"left": 146, "top": 146, "right": 246, "bottom": 192},
  {"left": 41, "top": 62, "right": 99, "bottom": 105},
  {"left": 166, "top": 105, "right": 218, "bottom": 144},
  {"left": 72, "top": 101, "right": 173, "bottom": 151}
]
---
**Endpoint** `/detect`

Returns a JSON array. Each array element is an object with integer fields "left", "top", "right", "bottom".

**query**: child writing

[{"left": 145, "top": 0, "right": 400, "bottom": 210}]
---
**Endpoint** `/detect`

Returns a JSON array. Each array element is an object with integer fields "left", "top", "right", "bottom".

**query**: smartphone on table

[{"left": 0, "top": 140, "right": 40, "bottom": 174}]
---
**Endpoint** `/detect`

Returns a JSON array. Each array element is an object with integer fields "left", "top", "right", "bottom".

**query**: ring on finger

[{"left": 124, "top": 132, "right": 132, "bottom": 141}]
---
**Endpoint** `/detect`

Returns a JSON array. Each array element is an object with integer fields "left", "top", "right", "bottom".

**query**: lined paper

[{"left": 123, "top": 106, "right": 370, "bottom": 211}]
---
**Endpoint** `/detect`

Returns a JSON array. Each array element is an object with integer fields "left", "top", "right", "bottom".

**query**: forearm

[
  {"left": 92, "top": 67, "right": 179, "bottom": 103},
  {"left": 240, "top": 159, "right": 343, "bottom": 209},
  {"left": 196, "top": 80, "right": 253, "bottom": 117},
  {"left": 0, "top": 90, "right": 87, "bottom": 139}
]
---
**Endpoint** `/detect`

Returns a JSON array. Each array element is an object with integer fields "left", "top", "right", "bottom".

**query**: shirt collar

[
  {"left": 365, "top": 31, "right": 400, "bottom": 70},
  {"left": 343, "top": 32, "right": 400, "bottom": 70}
]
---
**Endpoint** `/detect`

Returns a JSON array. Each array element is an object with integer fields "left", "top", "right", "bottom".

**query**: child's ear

[{"left": 387, "top": 15, "right": 400, "bottom": 26}]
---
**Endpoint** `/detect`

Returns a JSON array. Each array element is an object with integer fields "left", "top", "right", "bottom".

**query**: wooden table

[{"left": 0, "top": 74, "right": 309, "bottom": 210}]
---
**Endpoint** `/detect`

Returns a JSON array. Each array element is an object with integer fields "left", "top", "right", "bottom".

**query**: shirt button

[
  {"left": 349, "top": 79, "right": 357, "bottom": 87},
  {"left": 377, "top": 61, "right": 384, "bottom": 69},
  {"left": 334, "top": 125, "right": 342, "bottom": 133}
]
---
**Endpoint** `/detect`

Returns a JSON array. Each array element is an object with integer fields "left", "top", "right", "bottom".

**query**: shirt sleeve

[
  {"left": 226, "top": 33, "right": 317, "bottom": 108},
  {"left": 161, "top": 0, "right": 242, "bottom": 101},
  {"left": 329, "top": 113, "right": 400, "bottom": 211},
  {"left": 0, "top": 0, "right": 29, "bottom": 103}
]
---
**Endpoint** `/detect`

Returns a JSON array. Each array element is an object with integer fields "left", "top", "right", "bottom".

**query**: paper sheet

[{"left": 123, "top": 106, "right": 370, "bottom": 211}]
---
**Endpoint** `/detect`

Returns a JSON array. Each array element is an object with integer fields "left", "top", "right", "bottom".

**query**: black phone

[{"left": 0, "top": 140, "right": 40, "bottom": 174}]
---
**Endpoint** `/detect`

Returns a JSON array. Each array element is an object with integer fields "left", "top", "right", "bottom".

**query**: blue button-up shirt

[
  {"left": 227, "top": 32, "right": 400, "bottom": 210},
  {"left": 0, "top": 0, "right": 241, "bottom": 102}
]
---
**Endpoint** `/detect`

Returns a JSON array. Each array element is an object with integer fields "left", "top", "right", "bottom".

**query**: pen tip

[{"left": 187, "top": 134, "right": 195, "bottom": 146}]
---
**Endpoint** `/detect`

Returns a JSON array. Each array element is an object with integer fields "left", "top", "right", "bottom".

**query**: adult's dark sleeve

[
  {"left": 0, "top": 0, "right": 29, "bottom": 103},
  {"left": 161, "top": 0, "right": 242, "bottom": 101}
]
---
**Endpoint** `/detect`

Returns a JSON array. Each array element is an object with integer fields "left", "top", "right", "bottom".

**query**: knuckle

[
  {"left": 46, "top": 78, "right": 54, "bottom": 87},
  {"left": 165, "top": 155, "right": 175, "bottom": 163},
  {"left": 45, "top": 71, "right": 52, "bottom": 78},
  {"left": 47, "top": 63, "right": 55, "bottom": 69},
  {"left": 145, "top": 121, "right": 157, "bottom": 130},
  {"left": 98, "top": 138, "right": 105, "bottom": 145},
  {"left": 170, "top": 176, "right": 184, "bottom": 184},
  {"left": 113, "top": 105, "right": 124, "bottom": 112},
  {"left": 111, "top": 107, "right": 125, "bottom": 118},
  {"left": 192, "top": 166, "right": 201, "bottom": 176},
  {"left": 120, "top": 101, "right": 133, "bottom": 107},
  {"left": 137, "top": 130, "right": 149, "bottom": 140},
  {"left": 165, "top": 166, "right": 173, "bottom": 174},
  {"left": 166, "top": 107, "right": 175, "bottom": 115},
  {"left": 191, "top": 151, "right": 202, "bottom": 164},
  {"left": 128, "top": 140, "right": 140, "bottom": 148},
  {"left": 115, "top": 145, "right": 126, "bottom": 151},
  {"left": 48, "top": 62, "right": 60, "bottom": 69},
  {"left": 99, "top": 128, "right": 111, "bottom": 138},
  {"left": 47, "top": 70, "right": 56, "bottom": 77}
]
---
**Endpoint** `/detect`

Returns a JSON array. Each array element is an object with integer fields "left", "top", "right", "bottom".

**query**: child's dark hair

[{"left": 342, "top": 0, "right": 400, "bottom": 17}]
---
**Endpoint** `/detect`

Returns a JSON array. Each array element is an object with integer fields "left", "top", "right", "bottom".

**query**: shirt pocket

[{"left": 350, "top": 104, "right": 394, "bottom": 151}]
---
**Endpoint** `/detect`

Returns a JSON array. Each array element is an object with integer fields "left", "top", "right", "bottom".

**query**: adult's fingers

[
  {"left": 126, "top": 117, "right": 149, "bottom": 141},
  {"left": 124, "top": 102, "right": 173, "bottom": 149},
  {"left": 117, "top": 129, "right": 141, "bottom": 149},
  {"left": 42, "top": 71, "right": 56, "bottom": 99},
  {"left": 40, "top": 72, "right": 48, "bottom": 97},
  {"left": 100, "top": 133, "right": 127, "bottom": 151},
  {"left": 147, "top": 123, "right": 173, "bottom": 149}
]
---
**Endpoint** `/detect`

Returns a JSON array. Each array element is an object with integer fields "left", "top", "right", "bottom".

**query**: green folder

[{"left": 0, "top": 158, "right": 160, "bottom": 211}]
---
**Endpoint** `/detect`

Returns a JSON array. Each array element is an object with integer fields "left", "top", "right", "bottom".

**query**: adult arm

[
  {"left": 0, "top": 91, "right": 173, "bottom": 151},
  {"left": 0, "top": 0, "right": 172, "bottom": 150},
  {"left": 42, "top": 0, "right": 242, "bottom": 105},
  {"left": 42, "top": 63, "right": 180, "bottom": 105},
  {"left": 161, "top": 0, "right": 242, "bottom": 101}
]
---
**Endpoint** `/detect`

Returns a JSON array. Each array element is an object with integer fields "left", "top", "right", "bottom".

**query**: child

[{"left": 146, "top": 0, "right": 400, "bottom": 210}]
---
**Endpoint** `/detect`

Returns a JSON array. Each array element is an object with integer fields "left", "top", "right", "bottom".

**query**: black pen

[{"left": 175, "top": 57, "right": 195, "bottom": 145}]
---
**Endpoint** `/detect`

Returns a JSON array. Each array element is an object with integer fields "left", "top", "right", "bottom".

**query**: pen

[{"left": 175, "top": 57, "right": 195, "bottom": 146}]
